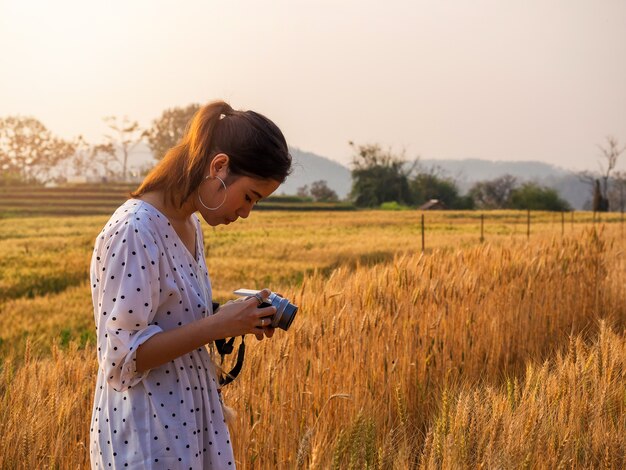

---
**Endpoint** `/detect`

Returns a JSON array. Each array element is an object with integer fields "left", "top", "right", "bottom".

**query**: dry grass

[
  {"left": 0, "top": 341, "right": 94, "bottom": 469},
  {"left": 224, "top": 226, "right": 626, "bottom": 468},
  {"left": 0, "top": 211, "right": 625, "bottom": 468},
  {"left": 420, "top": 321, "right": 626, "bottom": 469}
]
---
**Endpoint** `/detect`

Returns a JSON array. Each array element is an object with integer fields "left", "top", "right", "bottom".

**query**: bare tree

[
  {"left": 31, "top": 136, "right": 75, "bottom": 183},
  {"left": 102, "top": 116, "right": 144, "bottom": 181},
  {"left": 68, "top": 136, "right": 93, "bottom": 179},
  {"left": 92, "top": 142, "right": 118, "bottom": 181},
  {"left": 65, "top": 136, "right": 107, "bottom": 181},
  {"left": 577, "top": 136, "right": 625, "bottom": 212},
  {"left": 597, "top": 136, "right": 626, "bottom": 208}
]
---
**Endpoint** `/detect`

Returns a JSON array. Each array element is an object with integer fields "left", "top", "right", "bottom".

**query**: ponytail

[{"left": 131, "top": 100, "right": 290, "bottom": 207}]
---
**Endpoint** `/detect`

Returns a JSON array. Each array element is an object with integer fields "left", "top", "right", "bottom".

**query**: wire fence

[{"left": 417, "top": 209, "right": 626, "bottom": 253}]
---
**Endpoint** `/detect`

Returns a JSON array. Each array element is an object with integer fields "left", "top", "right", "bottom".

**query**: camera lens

[{"left": 268, "top": 293, "right": 298, "bottom": 330}]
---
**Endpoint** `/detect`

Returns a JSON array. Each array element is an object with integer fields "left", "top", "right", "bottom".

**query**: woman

[{"left": 89, "top": 100, "right": 292, "bottom": 468}]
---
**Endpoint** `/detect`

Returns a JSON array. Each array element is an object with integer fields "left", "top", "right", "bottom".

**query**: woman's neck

[{"left": 138, "top": 190, "right": 197, "bottom": 224}]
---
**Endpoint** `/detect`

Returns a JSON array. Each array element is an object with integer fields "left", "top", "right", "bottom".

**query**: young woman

[{"left": 89, "top": 101, "right": 292, "bottom": 469}]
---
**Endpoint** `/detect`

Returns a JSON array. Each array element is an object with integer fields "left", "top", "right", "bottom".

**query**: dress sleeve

[{"left": 92, "top": 218, "right": 163, "bottom": 392}]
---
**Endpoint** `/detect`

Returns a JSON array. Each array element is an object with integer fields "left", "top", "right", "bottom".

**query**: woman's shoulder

[{"left": 97, "top": 199, "right": 165, "bottom": 241}]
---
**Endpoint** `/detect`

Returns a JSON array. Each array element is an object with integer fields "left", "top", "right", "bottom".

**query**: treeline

[
  {"left": 2, "top": 105, "right": 624, "bottom": 213},
  {"left": 348, "top": 143, "right": 572, "bottom": 211},
  {"left": 0, "top": 105, "right": 202, "bottom": 186}
]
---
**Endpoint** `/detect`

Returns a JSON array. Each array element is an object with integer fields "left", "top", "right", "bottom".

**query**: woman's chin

[{"left": 200, "top": 215, "right": 221, "bottom": 227}]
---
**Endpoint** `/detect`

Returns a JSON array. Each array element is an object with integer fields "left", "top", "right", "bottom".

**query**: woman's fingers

[
  {"left": 254, "top": 326, "right": 275, "bottom": 341},
  {"left": 256, "top": 305, "right": 276, "bottom": 318},
  {"left": 227, "top": 288, "right": 278, "bottom": 336},
  {"left": 245, "top": 288, "right": 272, "bottom": 306}
]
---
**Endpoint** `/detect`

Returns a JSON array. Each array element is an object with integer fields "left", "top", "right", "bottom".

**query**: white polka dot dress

[{"left": 89, "top": 199, "right": 236, "bottom": 469}]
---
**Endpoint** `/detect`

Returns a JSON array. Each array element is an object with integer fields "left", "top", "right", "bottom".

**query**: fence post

[
  {"left": 480, "top": 213, "right": 484, "bottom": 243},
  {"left": 527, "top": 209, "right": 530, "bottom": 240},
  {"left": 421, "top": 213, "right": 425, "bottom": 253}
]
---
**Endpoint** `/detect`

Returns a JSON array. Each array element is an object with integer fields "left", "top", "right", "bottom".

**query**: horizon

[
  {"left": 1, "top": 0, "right": 625, "bottom": 173},
  {"left": 125, "top": 142, "right": 597, "bottom": 176}
]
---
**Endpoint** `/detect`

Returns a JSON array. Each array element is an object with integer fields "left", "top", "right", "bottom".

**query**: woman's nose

[{"left": 237, "top": 206, "right": 252, "bottom": 219}]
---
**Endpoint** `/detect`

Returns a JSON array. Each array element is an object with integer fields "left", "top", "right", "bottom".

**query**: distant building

[{"left": 418, "top": 199, "right": 447, "bottom": 210}]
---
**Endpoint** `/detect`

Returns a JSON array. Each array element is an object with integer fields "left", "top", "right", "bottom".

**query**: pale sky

[{"left": 1, "top": 0, "right": 625, "bottom": 171}]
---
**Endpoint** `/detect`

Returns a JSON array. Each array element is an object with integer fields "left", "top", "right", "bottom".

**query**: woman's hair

[{"left": 131, "top": 100, "right": 292, "bottom": 206}]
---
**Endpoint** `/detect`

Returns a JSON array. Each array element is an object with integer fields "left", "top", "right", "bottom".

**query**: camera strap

[
  {"left": 215, "top": 336, "right": 246, "bottom": 386},
  {"left": 212, "top": 302, "right": 246, "bottom": 386}
]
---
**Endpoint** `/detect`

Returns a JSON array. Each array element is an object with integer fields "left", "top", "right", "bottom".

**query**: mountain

[
  {"left": 277, "top": 148, "right": 352, "bottom": 199},
  {"left": 421, "top": 158, "right": 568, "bottom": 182},
  {"left": 419, "top": 159, "right": 590, "bottom": 210},
  {"left": 277, "top": 154, "right": 590, "bottom": 209},
  {"left": 125, "top": 144, "right": 591, "bottom": 209},
  {"left": 124, "top": 144, "right": 353, "bottom": 199}
]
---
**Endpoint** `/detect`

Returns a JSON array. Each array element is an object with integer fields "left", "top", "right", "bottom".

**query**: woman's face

[{"left": 196, "top": 168, "right": 280, "bottom": 227}]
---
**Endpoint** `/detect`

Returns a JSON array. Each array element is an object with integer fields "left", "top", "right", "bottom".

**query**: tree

[
  {"left": 296, "top": 185, "right": 310, "bottom": 198},
  {"left": 145, "top": 104, "right": 201, "bottom": 160},
  {"left": 608, "top": 171, "right": 626, "bottom": 213},
  {"left": 102, "top": 115, "right": 144, "bottom": 181},
  {"left": 579, "top": 136, "right": 626, "bottom": 212},
  {"left": 410, "top": 170, "right": 474, "bottom": 209},
  {"left": 349, "top": 142, "right": 415, "bottom": 207},
  {"left": 92, "top": 142, "right": 118, "bottom": 181},
  {"left": 0, "top": 116, "right": 75, "bottom": 184},
  {"left": 64, "top": 137, "right": 119, "bottom": 182},
  {"left": 468, "top": 174, "right": 517, "bottom": 209},
  {"left": 597, "top": 136, "right": 626, "bottom": 207},
  {"left": 65, "top": 136, "right": 97, "bottom": 180},
  {"left": 509, "top": 182, "right": 570, "bottom": 211},
  {"left": 592, "top": 179, "right": 609, "bottom": 212},
  {"left": 309, "top": 180, "right": 338, "bottom": 202}
]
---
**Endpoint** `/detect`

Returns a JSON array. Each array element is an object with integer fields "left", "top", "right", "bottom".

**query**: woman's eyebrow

[{"left": 252, "top": 190, "right": 263, "bottom": 200}]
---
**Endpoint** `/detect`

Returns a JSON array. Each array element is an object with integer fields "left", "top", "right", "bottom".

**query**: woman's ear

[{"left": 209, "top": 153, "right": 230, "bottom": 177}]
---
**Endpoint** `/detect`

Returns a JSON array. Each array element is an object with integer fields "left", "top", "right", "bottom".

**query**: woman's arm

[{"left": 135, "top": 291, "right": 276, "bottom": 373}]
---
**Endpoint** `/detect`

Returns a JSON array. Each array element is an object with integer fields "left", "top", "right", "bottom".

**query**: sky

[{"left": 1, "top": 0, "right": 625, "bottom": 171}]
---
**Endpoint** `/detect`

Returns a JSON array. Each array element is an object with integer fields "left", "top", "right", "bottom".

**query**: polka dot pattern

[{"left": 89, "top": 200, "right": 235, "bottom": 468}]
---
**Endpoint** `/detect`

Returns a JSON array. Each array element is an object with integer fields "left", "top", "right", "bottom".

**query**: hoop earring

[{"left": 198, "top": 176, "right": 227, "bottom": 211}]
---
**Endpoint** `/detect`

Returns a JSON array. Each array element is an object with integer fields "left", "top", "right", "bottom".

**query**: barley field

[{"left": 1, "top": 208, "right": 625, "bottom": 468}]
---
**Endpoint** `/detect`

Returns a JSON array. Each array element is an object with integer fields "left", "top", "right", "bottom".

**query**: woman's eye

[{"left": 245, "top": 195, "right": 252, "bottom": 203}]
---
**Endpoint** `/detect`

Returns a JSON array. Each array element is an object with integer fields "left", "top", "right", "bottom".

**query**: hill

[
  {"left": 277, "top": 154, "right": 590, "bottom": 210},
  {"left": 420, "top": 159, "right": 590, "bottom": 210},
  {"left": 122, "top": 144, "right": 353, "bottom": 200},
  {"left": 124, "top": 145, "right": 591, "bottom": 209},
  {"left": 276, "top": 148, "right": 352, "bottom": 199}
]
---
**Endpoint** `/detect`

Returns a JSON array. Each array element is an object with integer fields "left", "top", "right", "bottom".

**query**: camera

[{"left": 233, "top": 289, "right": 298, "bottom": 331}]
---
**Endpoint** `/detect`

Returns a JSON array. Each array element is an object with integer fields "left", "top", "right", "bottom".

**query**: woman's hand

[{"left": 213, "top": 288, "right": 276, "bottom": 340}]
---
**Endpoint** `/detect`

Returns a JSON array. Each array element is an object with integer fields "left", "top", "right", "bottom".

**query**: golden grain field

[{"left": 1, "top": 209, "right": 625, "bottom": 469}]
